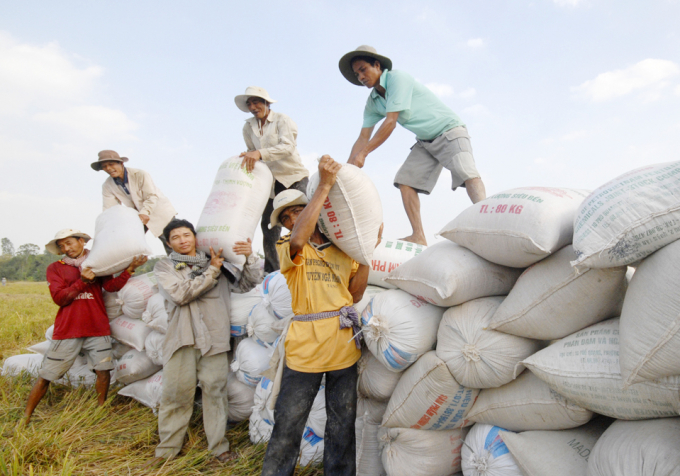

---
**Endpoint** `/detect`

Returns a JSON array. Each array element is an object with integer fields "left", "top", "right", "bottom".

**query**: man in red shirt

[{"left": 23, "top": 228, "right": 147, "bottom": 424}]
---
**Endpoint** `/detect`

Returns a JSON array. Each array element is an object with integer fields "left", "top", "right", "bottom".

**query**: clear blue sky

[{"left": 1, "top": 0, "right": 679, "bottom": 255}]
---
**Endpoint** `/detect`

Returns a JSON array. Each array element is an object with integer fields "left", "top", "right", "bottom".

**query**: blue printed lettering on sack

[
  {"left": 483, "top": 426, "right": 512, "bottom": 458},
  {"left": 382, "top": 345, "right": 417, "bottom": 371},
  {"left": 361, "top": 301, "right": 374, "bottom": 326},
  {"left": 230, "top": 324, "right": 247, "bottom": 337},
  {"left": 243, "top": 372, "right": 262, "bottom": 387},
  {"left": 302, "top": 427, "right": 323, "bottom": 446}
]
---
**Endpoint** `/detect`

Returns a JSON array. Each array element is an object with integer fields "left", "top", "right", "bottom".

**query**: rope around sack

[{"left": 293, "top": 306, "right": 362, "bottom": 349}]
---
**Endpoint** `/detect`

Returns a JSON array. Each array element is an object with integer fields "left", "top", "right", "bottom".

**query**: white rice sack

[
  {"left": 587, "top": 418, "right": 680, "bottom": 476},
  {"left": 361, "top": 289, "right": 445, "bottom": 372},
  {"left": 467, "top": 370, "right": 593, "bottom": 431},
  {"left": 144, "top": 331, "right": 165, "bottom": 366},
  {"left": 572, "top": 161, "right": 680, "bottom": 269},
  {"left": 522, "top": 318, "right": 680, "bottom": 419},
  {"left": 382, "top": 351, "right": 478, "bottom": 430},
  {"left": 26, "top": 340, "right": 51, "bottom": 354},
  {"left": 358, "top": 396, "right": 388, "bottom": 424},
  {"left": 620, "top": 238, "right": 680, "bottom": 386},
  {"left": 196, "top": 155, "right": 273, "bottom": 267},
  {"left": 81, "top": 205, "right": 152, "bottom": 276},
  {"left": 379, "top": 426, "right": 464, "bottom": 476},
  {"left": 384, "top": 241, "right": 522, "bottom": 307},
  {"left": 103, "top": 290, "right": 123, "bottom": 320},
  {"left": 118, "top": 370, "right": 163, "bottom": 409},
  {"left": 357, "top": 350, "right": 402, "bottom": 402},
  {"left": 54, "top": 360, "right": 100, "bottom": 387},
  {"left": 1, "top": 353, "right": 43, "bottom": 377},
  {"left": 112, "top": 340, "right": 132, "bottom": 360},
  {"left": 249, "top": 376, "right": 275, "bottom": 444},
  {"left": 141, "top": 293, "right": 168, "bottom": 334},
  {"left": 307, "top": 163, "right": 383, "bottom": 265},
  {"left": 45, "top": 325, "right": 54, "bottom": 340},
  {"left": 369, "top": 239, "right": 426, "bottom": 289},
  {"left": 246, "top": 301, "right": 281, "bottom": 345},
  {"left": 462, "top": 424, "right": 522, "bottom": 476},
  {"left": 299, "top": 428, "right": 324, "bottom": 467},
  {"left": 230, "top": 287, "right": 261, "bottom": 337},
  {"left": 439, "top": 187, "right": 589, "bottom": 268},
  {"left": 490, "top": 245, "right": 628, "bottom": 340},
  {"left": 110, "top": 315, "right": 152, "bottom": 352},
  {"left": 436, "top": 296, "right": 542, "bottom": 389},
  {"left": 356, "top": 412, "right": 386, "bottom": 476},
  {"left": 113, "top": 349, "right": 161, "bottom": 385},
  {"left": 227, "top": 370, "right": 255, "bottom": 422},
  {"left": 306, "top": 383, "right": 327, "bottom": 438},
  {"left": 352, "top": 285, "right": 385, "bottom": 315},
  {"left": 499, "top": 418, "right": 611, "bottom": 476},
  {"left": 231, "top": 337, "right": 273, "bottom": 388},
  {"left": 118, "top": 273, "right": 158, "bottom": 320},
  {"left": 260, "top": 271, "right": 294, "bottom": 320}
]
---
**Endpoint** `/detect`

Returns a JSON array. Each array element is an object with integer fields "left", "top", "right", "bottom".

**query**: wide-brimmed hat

[
  {"left": 339, "top": 45, "right": 393, "bottom": 86},
  {"left": 91, "top": 150, "right": 129, "bottom": 171},
  {"left": 234, "top": 86, "right": 278, "bottom": 113},
  {"left": 45, "top": 228, "right": 91, "bottom": 255},
  {"left": 269, "top": 190, "right": 309, "bottom": 229}
]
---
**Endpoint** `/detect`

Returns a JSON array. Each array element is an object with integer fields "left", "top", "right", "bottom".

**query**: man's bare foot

[
  {"left": 398, "top": 234, "right": 428, "bottom": 246},
  {"left": 216, "top": 451, "right": 238, "bottom": 463}
]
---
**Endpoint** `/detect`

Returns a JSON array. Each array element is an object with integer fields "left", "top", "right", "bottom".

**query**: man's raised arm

[{"left": 348, "top": 111, "right": 399, "bottom": 168}]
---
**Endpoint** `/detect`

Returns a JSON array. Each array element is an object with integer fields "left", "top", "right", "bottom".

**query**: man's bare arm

[{"left": 348, "top": 112, "right": 399, "bottom": 168}]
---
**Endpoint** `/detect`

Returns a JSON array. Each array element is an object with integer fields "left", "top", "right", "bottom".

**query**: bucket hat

[
  {"left": 339, "top": 45, "right": 393, "bottom": 86},
  {"left": 91, "top": 150, "right": 129, "bottom": 171},
  {"left": 234, "top": 86, "right": 278, "bottom": 113},
  {"left": 269, "top": 189, "right": 309, "bottom": 229},
  {"left": 46, "top": 228, "right": 91, "bottom": 255}
]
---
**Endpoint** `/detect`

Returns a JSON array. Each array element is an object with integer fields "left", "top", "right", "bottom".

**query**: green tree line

[{"left": 0, "top": 238, "right": 160, "bottom": 282}]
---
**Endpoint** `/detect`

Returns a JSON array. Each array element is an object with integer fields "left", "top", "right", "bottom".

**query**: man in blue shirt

[{"left": 340, "top": 45, "right": 486, "bottom": 246}]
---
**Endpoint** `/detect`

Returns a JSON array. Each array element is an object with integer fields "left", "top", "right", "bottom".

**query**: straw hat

[
  {"left": 91, "top": 150, "right": 128, "bottom": 171},
  {"left": 234, "top": 86, "right": 278, "bottom": 113},
  {"left": 45, "top": 228, "right": 91, "bottom": 255},
  {"left": 269, "top": 190, "right": 309, "bottom": 229},
  {"left": 338, "top": 45, "right": 393, "bottom": 86}
]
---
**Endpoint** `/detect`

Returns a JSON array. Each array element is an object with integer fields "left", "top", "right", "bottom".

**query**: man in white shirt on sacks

[{"left": 91, "top": 150, "right": 177, "bottom": 254}]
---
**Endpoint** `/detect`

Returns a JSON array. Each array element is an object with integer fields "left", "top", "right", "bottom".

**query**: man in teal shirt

[{"left": 341, "top": 45, "right": 486, "bottom": 246}]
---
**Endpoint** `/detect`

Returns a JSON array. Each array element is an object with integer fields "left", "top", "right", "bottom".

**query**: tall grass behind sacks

[
  {"left": 307, "top": 163, "right": 383, "bottom": 265},
  {"left": 619, "top": 238, "right": 680, "bottom": 386},
  {"left": 196, "top": 155, "right": 273, "bottom": 267},
  {"left": 572, "top": 161, "right": 680, "bottom": 269},
  {"left": 438, "top": 187, "right": 589, "bottom": 268},
  {"left": 522, "top": 318, "right": 680, "bottom": 420}
]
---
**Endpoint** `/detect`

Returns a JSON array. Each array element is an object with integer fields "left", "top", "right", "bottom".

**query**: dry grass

[{"left": 0, "top": 283, "right": 323, "bottom": 475}]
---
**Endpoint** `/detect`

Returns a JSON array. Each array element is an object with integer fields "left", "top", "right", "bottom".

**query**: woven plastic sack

[
  {"left": 113, "top": 349, "right": 161, "bottom": 385},
  {"left": 247, "top": 301, "right": 281, "bottom": 345},
  {"left": 144, "top": 331, "right": 164, "bottom": 366},
  {"left": 1, "top": 353, "right": 43, "bottom": 377},
  {"left": 356, "top": 398, "right": 388, "bottom": 476},
  {"left": 118, "top": 370, "right": 163, "bottom": 409},
  {"left": 249, "top": 377, "right": 275, "bottom": 443},
  {"left": 141, "top": 293, "right": 168, "bottom": 334},
  {"left": 439, "top": 187, "right": 589, "bottom": 268},
  {"left": 118, "top": 273, "right": 158, "bottom": 320},
  {"left": 26, "top": 340, "right": 51, "bottom": 355},
  {"left": 369, "top": 239, "right": 426, "bottom": 289},
  {"left": 110, "top": 315, "right": 152, "bottom": 352},
  {"left": 461, "top": 424, "right": 523, "bottom": 476},
  {"left": 103, "top": 290, "right": 123, "bottom": 320},
  {"left": 382, "top": 351, "right": 478, "bottom": 430},
  {"left": 490, "top": 245, "right": 627, "bottom": 340},
  {"left": 352, "top": 285, "right": 385, "bottom": 315},
  {"left": 307, "top": 163, "right": 383, "bottom": 265},
  {"left": 522, "top": 318, "right": 680, "bottom": 420},
  {"left": 196, "top": 155, "right": 273, "bottom": 267},
  {"left": 361, "top": 289, "right": 445, "bottom": 372},
  {"left": 467, "top": 370, "right": 593, "bottom": 431},
  {"left": 572, "top": 161, "right": 680, "bottom": 269},
  {"left": 384, "top": 241, "right": 522, "bottom": 307},
  {"left": 436, "top": 296, "right": 542, "bottom": 388},
  {"left": 230, "top": 287, "right": 261, "bottom": 337},
  {"left": 227, "top": 370, "right": 255, "bottom": 422},
  {"left": 357, "top": 350, "right": 402, "bottom": 402},
  {"left": 379, "top": 426, "right": 464, "bottom": 476},
  {"left": 82, "top": 205, "right": 152, "bottom": 276},
  {"left": 260, "top": 271, "right": 294, "bottom": 320},
  {"left": 231, "top": 337, "right": 273, "bottom": 388}
]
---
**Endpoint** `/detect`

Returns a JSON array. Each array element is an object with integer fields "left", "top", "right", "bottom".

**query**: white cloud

[
  {"left": 553, "top": 0, "right": 586, "bottom": 6},
  {"left": 458, "top": 87, "right": 477, "bottom": 99},
  {"left": 0, "top": 31, "right": 102, "bottom": 115},
  {"left": 573, "top": 58, "right": 680, "bottom": 102},
  {"left": 425, "top": 82, "right": 454, "bottom": 98},
  {"left": 34, "top": 106, "right": 139, "bottom": 141},
  {"left": 466, "top": 38, "right": 485, "bottom": 48}
]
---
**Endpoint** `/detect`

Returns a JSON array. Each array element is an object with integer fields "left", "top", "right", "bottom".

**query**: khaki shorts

[
  {"left": 39, "top": 335, "right": 114, "bottom": 381},
  {"left": 394, "top": 126, "right": 480, "bottom": 194}
]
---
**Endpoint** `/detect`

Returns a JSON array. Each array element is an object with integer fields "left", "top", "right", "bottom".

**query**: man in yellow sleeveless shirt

[{"left": 260, "top": 155, "right": 380, "bottom": 476}]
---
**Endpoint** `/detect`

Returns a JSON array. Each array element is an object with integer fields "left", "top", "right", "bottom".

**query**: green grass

[{"left": 0, "top": 283, "right": 323, "bottom": 475}]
